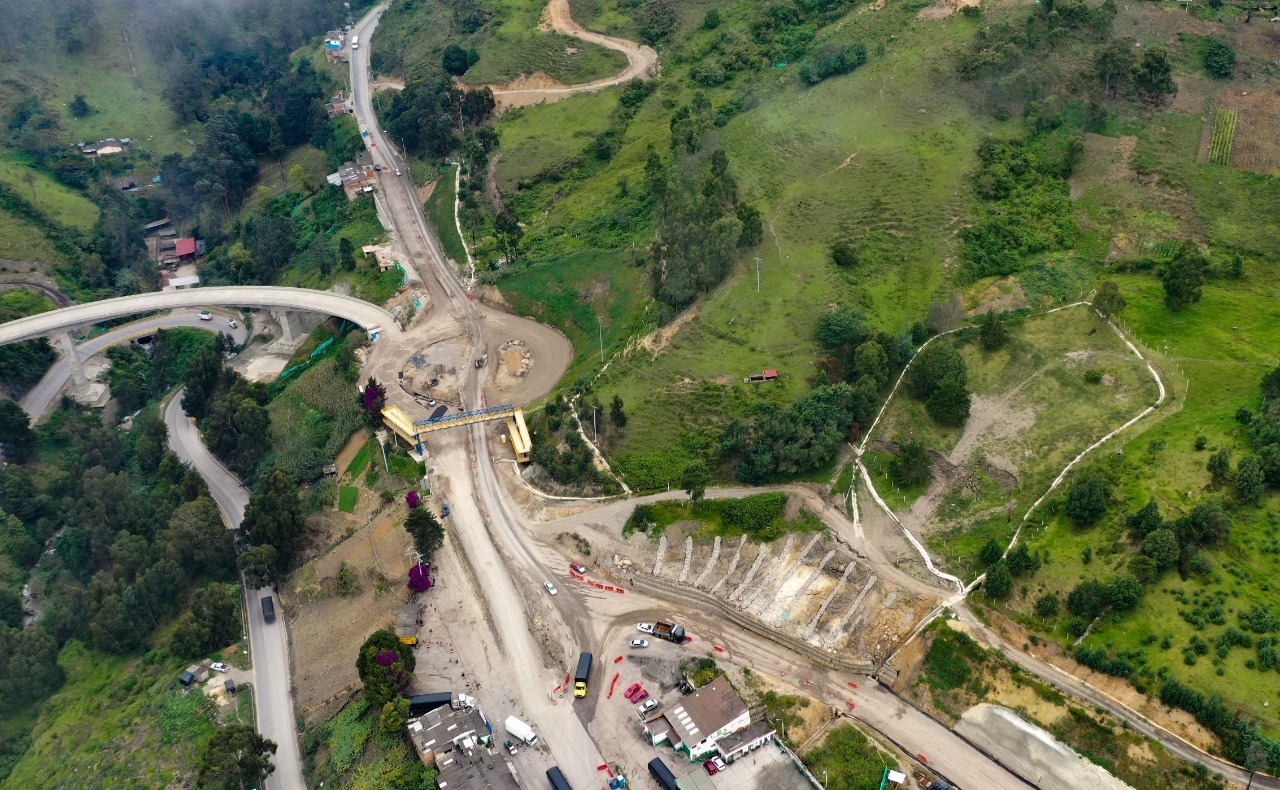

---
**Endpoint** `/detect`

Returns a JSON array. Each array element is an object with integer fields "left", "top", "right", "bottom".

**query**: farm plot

[
  {"left": 1207, "top": 109, "right": 1236, "bottom": 167},
  {"left": 1206, "top": 90, "right": 1280, "bottom": 175}
]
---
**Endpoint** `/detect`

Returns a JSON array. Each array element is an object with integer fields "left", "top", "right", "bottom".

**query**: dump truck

[
  {"left": 573, "top": 652, "right": 593, "bottom": 698},
  {"left": 505, "top": 715, "right": 537, "bottom": 746},
  {"left": 653, "top": 621, "right": 685, "bottom": 643},
  {"left": 408, "top": 692, "right": 476, "bottom": 716}
]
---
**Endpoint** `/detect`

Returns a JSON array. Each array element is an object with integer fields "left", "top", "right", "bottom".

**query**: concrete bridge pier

[{"left": 52, "top": 330, "right": 89, "bottom": 389}]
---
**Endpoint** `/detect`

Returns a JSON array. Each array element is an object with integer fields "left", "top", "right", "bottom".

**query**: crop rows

[{"left": 1208, "top": 109, "right": 1238, "bottom": 166}]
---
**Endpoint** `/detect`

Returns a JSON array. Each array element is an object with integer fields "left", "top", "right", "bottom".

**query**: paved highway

[
  {"left": 166, "top": 390, "right": 304, "bottom": 790},
  {"left": 351, "top": 7, "right": 608, "bottom": 785},
  {"left": 0, "top": 286, "right": 398, "bottom": 345},
  {"left": 22, "top": 309, "right": 247, "bottom": 422}
]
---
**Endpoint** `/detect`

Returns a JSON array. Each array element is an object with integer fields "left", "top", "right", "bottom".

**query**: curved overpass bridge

[{"left": 0, "top": 286, "right": 400, "bottom": 345}]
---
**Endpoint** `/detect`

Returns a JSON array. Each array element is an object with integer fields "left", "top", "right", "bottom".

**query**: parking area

[{"left": 661, "top": 741, "right": 811, "bottom": 790}]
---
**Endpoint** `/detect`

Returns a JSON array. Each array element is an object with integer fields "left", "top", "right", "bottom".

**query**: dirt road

[{"left": 469, "top": 0, "right": 658, "bottom": 109}]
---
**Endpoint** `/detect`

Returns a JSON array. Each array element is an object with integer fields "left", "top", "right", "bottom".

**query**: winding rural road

[
  {"left": 467, "top": 0, "right": 657, "bottom": 108},
  {"left": 165, "top": 391, "right": 305, "bottom": 790}
]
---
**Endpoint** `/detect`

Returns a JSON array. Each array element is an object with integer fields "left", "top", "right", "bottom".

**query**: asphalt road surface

[
  {"left": 165, "top": 391, "right": 304, "bottom": 790},
  {"left": 22, "top": 309, "right": 247, "bottom": 422}
]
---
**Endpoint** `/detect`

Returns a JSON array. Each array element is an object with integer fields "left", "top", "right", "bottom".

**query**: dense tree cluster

[
  {"left": 960, "top": 135, "right": 1080, "bottom": 280},
  {"left": 720, "top": 384, "right": 859, "bottom": 483},
  {"left": 905, "top": 342, "right": 971, "bottom": 427},
  {"left": 799, "top": 42, "right": 867, "bottom": 84},
  {"left": 107, "top": 329, "right": 222, "bottom": 415},
  {"left": 647, "top": 103, "right": 762, "bottom": 318},
  {"left": 0, "top": 405, "right": 240, "bottom": 694},
  {"left": 241, "top": 470, "right": 307, "bottom": 575},
  {"left": 197, "top": 723, "right": 277, "bottom": 790},
  {"left": 356, "top": 630, "right": 416, "bottom": 707},
  {"left": 183, "top": 345, "right": 272, "bottom": 480},
  {"left": 404, "top": 508, "right": 445, "bottom": 563},
  {"left": 379, "top": 77, "right": 496, "bottom": 160},
  {"left": 1159, "top": 241, "right": 1207, "bottom": 312}
]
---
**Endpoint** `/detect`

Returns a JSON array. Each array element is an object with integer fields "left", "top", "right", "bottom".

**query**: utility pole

[{"left": 755, "top": 257, "right": 761, "bottom": 293}]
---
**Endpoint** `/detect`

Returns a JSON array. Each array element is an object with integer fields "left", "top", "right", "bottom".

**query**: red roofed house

[{"left": 175, "top": 237, "right": 198, "bottom": 262}]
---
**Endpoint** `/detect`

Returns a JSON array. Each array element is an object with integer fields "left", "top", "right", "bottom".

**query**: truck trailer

[
  {"left": 573, "top": 652, "right": 593, "bottom": 698},
  {"left": 653, "top": 621, "right": 685, "bottom": 643},
  {"left": 505, "top": 715, "right": 538, "bottom": 746}
]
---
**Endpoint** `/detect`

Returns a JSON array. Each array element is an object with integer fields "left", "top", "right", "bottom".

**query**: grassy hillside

[
  {"left": 5, "top": 641, "right": 218, "bottom": 787},
  {"left": 372, "top": 0, "right": 626, "bottom": 84},
  {"left": 0, "top": 158, "right": 99, "bottom": 231},
  {"left": 488, "top": 0, "right": 990, "bottom": 484},
  {"left": 0, "top": 0, "right": 190, "bottom": 158}
]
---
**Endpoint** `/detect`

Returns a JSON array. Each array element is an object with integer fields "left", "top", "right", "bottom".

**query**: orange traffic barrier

[
  {"left": 714, "top": 645, "right": 725, "bottom": 653},
  {"left": 846, "top": 701, "right": 856, "bottom": 709},
  {"left": 917, "top": 754, "right": 927, "bottom": 763},
  {"left": 614, "top": 656, "right": 623, "bottom": 664},
  {"left": 848, "top": 681, "right": 858, "bottom": 689}
]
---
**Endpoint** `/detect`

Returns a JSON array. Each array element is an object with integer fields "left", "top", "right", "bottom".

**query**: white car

[
  {"left": 544, "top": 582, "right": 558, "bottom": 595},
  {"left": 637, "top": 699, "right": 658, "bottom": 716},
  {"left": 227, "top": 319, "right": 237, "bottom": 329},
  {"left": 198, "top": 310, "right": 212, "bottom": 321},
  {"left": 637, "top": 623, "right": 654, "bottom": 634},
  {"left": 210, "top": 662, "right": 228, "bottom": 673},
  {"left": 630, "top": 639, "right": 649, "bottom": 649}
]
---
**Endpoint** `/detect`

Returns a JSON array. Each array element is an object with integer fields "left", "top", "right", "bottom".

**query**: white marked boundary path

[{"left": 855, "top": 300, "right": 1167, "bottom": 616}]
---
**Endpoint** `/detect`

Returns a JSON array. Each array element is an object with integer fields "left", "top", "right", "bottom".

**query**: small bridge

[{"left": 382, "top": 403, "right": 531, "bottom": 460}]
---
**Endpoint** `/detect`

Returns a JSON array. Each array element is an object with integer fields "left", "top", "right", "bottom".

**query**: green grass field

[
  {"left": 1010, "top": 274, "right": 1280, "bottom": 737},
  {"left": 347, "top": 439, "right": 374, "bottom": 477},
  {"left": 0, "top": 157, "right": 99, "bottom": 230},
  {"left": 425, "top": 167, "right": 467, "bottom": 266},
  {"left": 374, "top": 0, "right": 627, "bottom": 86},
  {"left": 338, "top": 486, "right": 359, "bottom": 512},
  {"left": 0, "top": 211, "right": 68, "bottom": 265},
  {"left": 500, "top": 248, "right": 647, "bottom": 389},
  {"left": 6, "top": 641, "right": 215, "bottom": 787},
  {"left": 495, "top": 91, "right": 621, "bottom": 192}
]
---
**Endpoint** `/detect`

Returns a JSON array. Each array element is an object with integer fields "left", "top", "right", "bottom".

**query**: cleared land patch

[{"left": 873, "top": 306, "right": 1160, "bottom": 576}]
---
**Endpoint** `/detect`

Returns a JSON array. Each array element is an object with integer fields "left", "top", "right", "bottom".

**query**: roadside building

[
  {"left": 392, "top": 603, "right": 421, "bottom": 645},
  {"left": 643, "top": 675, "right": 754, "bottom": 761},
  {"left": 336, "top": 153, "right": 377, "bottom": 200},
  {"left": 144, "top": 217, "right": 171, "bottom": 233},
  {"left": 179, "top": 664, "right": 211, "bottom": 686},
  {"left": 325, "top": 93, "right": 351, "bottom": 117},
  {"left": 175, "top": 237, "right": 199, "bottom": 262},
  {"left": 405, "top": 702, "right": 518, "bottom": 789}
]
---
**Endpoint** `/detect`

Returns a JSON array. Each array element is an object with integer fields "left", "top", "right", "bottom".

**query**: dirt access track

[{"left": 465, "top": 0, "right": 658, "bottom": 109}]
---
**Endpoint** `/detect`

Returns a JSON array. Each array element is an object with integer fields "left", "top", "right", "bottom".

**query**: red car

[
  {"left": 624, "top": 683, "right": 642, "bottom": 701},
  {"left": 704, "top": 756, "right": 726, "bottom": 775},
  {"left": 631, "top": 689, "right": 650, "bottom": 703}
]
